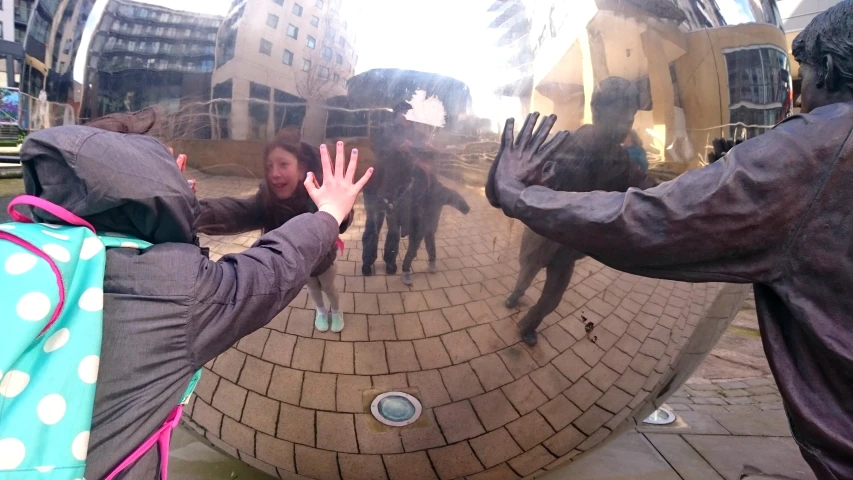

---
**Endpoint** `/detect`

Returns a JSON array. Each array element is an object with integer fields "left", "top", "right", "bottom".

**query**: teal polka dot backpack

[{"left": 0, "top": 196, "right": 200, "bottom": 479}]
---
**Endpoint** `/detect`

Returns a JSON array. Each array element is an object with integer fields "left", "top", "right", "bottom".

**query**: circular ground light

[
  {"left": 370, "top": 392, "right": 423, "bottom": 427},
  {"left": 643, "top": 407, "right": 677, "bottom": 426}
]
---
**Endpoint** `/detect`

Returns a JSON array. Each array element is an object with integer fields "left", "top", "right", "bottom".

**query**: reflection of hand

[
  {"left": 707, "top": 137, "right": 743, "bottom": 164},
  {"left": 487, "top": 113, "right": 569, "bottom": 207},
  {"left": 171, "top": 148, "right": 198, "bottom": 192},
  {"left": 306, "top": 141, "right": 373, "bottom": 225}
]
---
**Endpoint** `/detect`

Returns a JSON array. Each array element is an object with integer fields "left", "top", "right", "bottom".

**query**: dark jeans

[
  {"left": 402, "top": 229, "right": 436, "bottom": 272},
  {"left": 515, "top": 246, "right": 584, "bottom": 335},
  {"left": 362, "top": 191, "right": 402, "bottom": 268}
]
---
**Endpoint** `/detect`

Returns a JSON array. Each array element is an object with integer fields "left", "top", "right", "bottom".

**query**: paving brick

[
  {"left": 267, "top": 307, "right": 290, "bottom": 333},
  {"left": 574, "top": 405, "right": 610, "bottom": 435},
  {"left": 195, "top": 370, "right": 219, "bottom": 404},
  {"left": 577, "top": 426, "right": 610, "bottom": 451},
  {"left": 466, "top": 300, "right": 499, "bottom": 324},
  {"left": 286, "top": 309, "right": 316, "bottom": 337},
  {"left": 355, "top": 293, "right": 380, "bottom": 314},
  {"left": 550, "top": 349, "right": 590, "bottom": 382},
  {"left": 502, "top": 376, "right": 548, "bottom": 415},
  {"left": 505, "top": 411, "right": 555, "bottom": 451},
  {"left": 465, "top": 325, "right": 505, "bottom": 355},
  {"left": 435, "top": 400, "right": 486, "bottom": 443},
  {"left": 262, "top": 332, "right": 297, "bottom": 367},
  {"left": 355, "top": 342, "right": 389, "bottom": 375},
  {"left": 407, "top": 370, "right": 451, "bottom": 408},
  {"left": 413, "top": 337, "right": 452, "bottom": 369},
  {"left": 346, "top": 275, "right": 365, "bottom": 293},
  {"left": 242, "top": 392, "right": 279, "bottom": 436},
  {"left": 341, "top": 314, "right": 369, "bottom": 342},
  {"left": 401, "top": 409, "right": 446, "bottom": 451},
  {"left": 529, "top": 364, "right": 572, "bottom": 399},
  {"left": 442, "top": 305, "right": 476, "bottom": 330},
  {"left": 428, "top": 443, "right": 485, "bottom": 480},
  {"left": 222, "top": 415, "right": 255, "bottom": 455},
  {"left": 614, "top": 368, "right": 646, "bottom": 395},
  {"left": 490, "top": 318, "right": 522, "bottom": 346},
  {"left": 267, "top": 366, "right": 303, "bottom": 405},
  {"left": 384, "top": 452, "right": 438, "bottom": 480},
  {"left": 392, "top": 313, "right": 424, "bottom": 340},
  {"left": 639, "top": 338, "right": 667, "bottom": 359},
  {"left": 354, "top": 414, "right": 403, "bottom": 454},
  {"left": 377, "top": 293, "right": 405, "bottom": 315},
  {"left": 469, "top": 353, "right": 515, "bottom": 391},
  {"left": 470, "top": 428, "right": 523, "bottom": 469},
  {"left": 423, "top": 289, "right": 452, "bottom": 309},
  {"left": 402, "top": 292, "right": 429, "bottom": 312},
  {"left": 565, "top": 378, "right": 603, "bottom": 411},
  {"left": 571, "top": 339, "right": 606, "bottom": 367},
  {"left": 237, "top": 327, "right": 271, "bottom": 358},
  {"left": 365, "top": 276, "right": 388, "bottom": 293},
  {"left": 540, "top": 325, "right": 575, "bottom": 352},
  {"left": 300, "top": 372, "right": 337, "bottom": 410},
  {"left": 586, "top": 363, "right": 619, "bottom": 392},
  {"left": 289, "top": 337, "right": 325, "bottom": 372},
  {"left": 336, "top": 375, "right": 372, "bottom": 413},
  {"left": 470, "top": 389, "right": 521, "bottom": 431},
  {"left": 322, "top": 341, "right": 355, "bottom": 375},
  {"left": 442, "top": 331, "right": 481, "bottom": 364},
  {"left": 614, "top": 334, "right": 642, "bottom": 357},
  {"left": 543, "top": 425, "right": 586, "bottom": 457},
  {"left": 237, "top": 356, "right": 273, "bottom": 396},
  {"left": 317, "top": 412, "right": 358, "bottom": 453},
  {"left": 508, "top": 445, "right": 556, "bottom": 476},
  {"left": 295, "top": 445, "right": 340, "bottom": 480},
  {"left": 496, "top": 345, "right": 539, "bottom": 379},
  {"left": 255, "top": 433, "right": 294, "bottom": 471},
  {"left": 440, "top": 363, "right": 485, "bottom": 401},
  {"left": 368, "top": 315, "right": 398, "bottom": 341},
  {"left": 596, "top": 386, "right": 633, "bottom": 414},
  {"left": 468, "top": 463, "right": 520, "bottom": 480},
  {"left": 386, "top": 341, "right": 421, "bottom": 373},
  {"left": 339, "top": 454, "right": 388, "bottom": 480},
  {"left": 213, "top": 349, "right": 246, "bottom": 383},
  {"left": 444, "top": 286, "right": 474, "bottom": 306},
  {"left": 418, "top": 310, "right": 452, "bottom": 337},
  {"left": 277, "top": 403, "right": 315, "bottom": 446},
  {"left": 372, "top": 373, "right": 408, "bottom": 390},
  {"left": 193, "top": 399, "right": 223, "bottom": 435},
  {"left": 212, "top": 379, "right": 247, "bottom": 421},
  {"left": 601, "top": 347, "right": 632, "bottom": 374}
]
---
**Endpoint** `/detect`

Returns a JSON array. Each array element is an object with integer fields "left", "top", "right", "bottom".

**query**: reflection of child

[
  {"left": 400, "top": 154, "right": 470, "bottom": 285},
  {"left": 198, "top": 140, "right": 353, "bottom": 333}
]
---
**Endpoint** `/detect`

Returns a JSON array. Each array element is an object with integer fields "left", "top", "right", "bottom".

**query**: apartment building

[
  {"left": 211, "top": 0, "right": 358, "bottom": 142},
  {"left": 777, "top": 0, "right": 842, "bottom": 102}
]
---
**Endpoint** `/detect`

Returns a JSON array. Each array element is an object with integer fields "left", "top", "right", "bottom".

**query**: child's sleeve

[
  {"left": 198, "top": 190, "right": 265, "bottom": 235},
  {"left": 442, "top": 185, "right": 470, "bottom": 214}
]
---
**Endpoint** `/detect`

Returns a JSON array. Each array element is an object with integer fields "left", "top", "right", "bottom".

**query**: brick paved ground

[{"left": 169, "top": 170, "right": 748, "bottom": 480}]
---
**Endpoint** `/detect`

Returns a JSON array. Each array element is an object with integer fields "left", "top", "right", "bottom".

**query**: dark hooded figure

[
  {"left": 488, "top": 1, "right": 853, "bottom": 477},
  {"left": 16, "top": 108, "right": 362, "bottom": 479},
  {"left": 505, "top": 77, "right": 656, "bottom": 346}
]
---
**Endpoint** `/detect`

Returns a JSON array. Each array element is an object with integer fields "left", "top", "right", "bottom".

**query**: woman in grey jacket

[{"left": 17, "top": 108, "right": 370, "bottom": 479}]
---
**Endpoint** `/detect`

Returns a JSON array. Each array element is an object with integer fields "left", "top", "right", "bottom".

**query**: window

[
  {"left": 287, "top": 24, "right": 298, "bottom": 39},
  {"left": 318, "top": 67, "right": 329, "bottom": 80},
  {"left": 259, "top": 38, "right": 273, "bottom": 56},
  {"left": 292, "top": 3, "right": 303, "bottom": 16},
  {"left": 315, "top": 0, "right": 323, "bottom": 7},
  {"left": 266, "top": 13, "right": 279, "bottom": 28},
  {"left": 306, "top": 36, "right": 315, "bottom": 48},
  {"left": 336, "top": 53, "right": 342, "bottom": 65},
  {"left": 282, "top": 49, "right": 294, "bottom": 65},
  {"left": 311, "top": 15, "right": 319, "bottom": 27},
  {"left": 333, "top": 73, "right": 339, "bottom": 83},
  {"left": 724, "top": 46, "right": 792, "bottom": 138},
  {"left": 322, "top": 47, "right": 332, "bottom": 61},
  {"left": 271, "top": 0, "right": 283, "bottom": 5},
  {"left": 338, "top": 36, "right": 345, "bottom": 48},
  {"left": 324, "top": 28, "right": 334, "bottom": 41},
  {"left": 302, "top": 59, "right": 311, "bottom": 71}
]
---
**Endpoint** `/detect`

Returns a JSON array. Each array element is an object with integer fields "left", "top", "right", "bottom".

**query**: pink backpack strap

[
  {"left": 7, "top": 195, "right": 95, "bottom": 232},
  {"left": 104, "top": 404, "right": 184, "bottom": 480},
  {"left": 336, "top": 237, "right": 345, "bottom": 253}
]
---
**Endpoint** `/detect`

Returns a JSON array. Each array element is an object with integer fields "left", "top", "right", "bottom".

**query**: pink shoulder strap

[
  {"left": 7, "top": 195, "right": 95, "bottom": 232},
  {"left": 105, "top": 405, "right": 184, "bottom": 480},
  {"left": 336, "top": 237, "right": 345, "bottom": 253}
]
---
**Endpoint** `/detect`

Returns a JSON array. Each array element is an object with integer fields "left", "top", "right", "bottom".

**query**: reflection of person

[
  {"left": 20, "top": 108, "right": 369, "bottom": 478},
  {"left": 400, "top": 150, "right": 470, "bottom": 285},
  {"left": 489, "top": 3, "right": 853, "bottom": 476},
  {"left": 361, "top": 101, "right": 426, "bottom": 276},
  {"left": 623, "top": 129, "right": 648, "bottom": 172},
  {"left": 505, "top": 78, "right": 656, "bottom": 346},
  {"left": 197, "top": 140, "right": 353, "bottom": 333}
]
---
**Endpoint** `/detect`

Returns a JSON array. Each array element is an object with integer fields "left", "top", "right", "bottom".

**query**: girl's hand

[
  {"left": 306, "top": 141, "right": 373, "bottom": 225},
  {"left": 171, "top": 148, "right": 198, "bottom": 193}
]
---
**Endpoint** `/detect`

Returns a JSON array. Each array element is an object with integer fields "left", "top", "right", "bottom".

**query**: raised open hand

[
  {"left": 707, "top": 137, "right": 744, "bottom": 164},
  {"left": 486, "top": 113, "right": 569, "bottom": 208},
  {"left": 306, "top": 141, "right": 373, "bottom": 225},
  {"left": 170, "top": 147, "right": 197, "bottom": 192}
]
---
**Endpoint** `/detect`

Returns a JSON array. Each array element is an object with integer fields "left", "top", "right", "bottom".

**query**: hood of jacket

[{"left": 20, "top": 126, "right": 199, "bottom": 244}]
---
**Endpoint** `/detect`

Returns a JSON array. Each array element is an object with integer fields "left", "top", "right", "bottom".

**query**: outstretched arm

[
  {"left": 496, "top": 116, "right": 826, "bottom": 283},
  {"left": 441, "top": 185, "right": 470, "bottom": 214},
  {"left": 198, "top": 192, "right": 265, "bottom": 235}
]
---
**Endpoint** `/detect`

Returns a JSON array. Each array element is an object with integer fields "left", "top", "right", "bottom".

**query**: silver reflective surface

[{"left": 10, "top": 0, "right": 786, "bottom": 478}]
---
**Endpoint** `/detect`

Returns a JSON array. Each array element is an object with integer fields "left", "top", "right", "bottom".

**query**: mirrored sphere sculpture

[{"left": 6, "top": 0, "right": 791, "bottom": 477}]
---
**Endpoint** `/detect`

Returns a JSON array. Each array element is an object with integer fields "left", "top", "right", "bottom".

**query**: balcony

[{"left": 15, "top": 7, "right": 31, "bottom": 25}]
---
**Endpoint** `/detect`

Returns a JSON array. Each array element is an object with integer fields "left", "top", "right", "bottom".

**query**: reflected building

[{"left": 211, "top": 0, "right": 357, "bottom": 144}]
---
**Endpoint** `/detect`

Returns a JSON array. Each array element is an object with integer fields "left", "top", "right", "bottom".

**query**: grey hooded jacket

[
  {"left": 492, "top": 102, "right": 853, "bottom": 479},
  {"left": 19, "top": 126, "right": 339, "bottom": 479}
]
